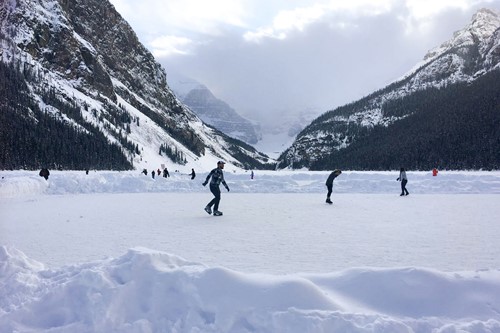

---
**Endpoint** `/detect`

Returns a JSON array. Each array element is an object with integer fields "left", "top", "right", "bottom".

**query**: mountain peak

[
  {"left": 424, "top": 8, "right": 500, "bottom": 62},
  {"left": 471, "top": 8, "right": 500, "bottom": 25},
  {"left": 1, "top": 0, "right": 274, "bottom": 171},
  {"left": 181, "top": 85, "right": 260, "bottom": 145},
  {"left": 276, "top": 7, "right": 500, "bottom": 170}
]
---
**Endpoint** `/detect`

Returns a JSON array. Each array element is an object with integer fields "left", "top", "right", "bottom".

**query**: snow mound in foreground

[{"left": 1, "top": 246, "right": 500, "bottom": 333}]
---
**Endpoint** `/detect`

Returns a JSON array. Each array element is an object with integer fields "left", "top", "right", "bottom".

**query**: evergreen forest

[
  {"left": 309, "top": 70, "right": 500, "bottom": 170},
  {"left": 0, "top": 61, "right": 133, "bottom": 170}
]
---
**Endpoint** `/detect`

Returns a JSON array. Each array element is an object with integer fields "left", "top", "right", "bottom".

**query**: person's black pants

[
  {"left": 401, "top": 179, "right": 409, "bottom": 195},
  {"left": 326, "top": 184, "right": 333, "bottom": 198},
  {"left": 208, "top": 185, "right": 221, "bottom": 211}
]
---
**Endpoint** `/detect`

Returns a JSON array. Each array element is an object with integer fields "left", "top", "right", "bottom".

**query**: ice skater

[
  {"left": 202, "top": 161, "right": 230, "bottom": 216},
  {"left": 397, "top": 167, "right": 409, "bottom": 196},
  {"left": 325, "top": 169, "right": 342, "bottom": 204}
]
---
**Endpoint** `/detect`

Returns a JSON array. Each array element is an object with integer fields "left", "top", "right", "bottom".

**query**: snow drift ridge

[{"left": 1, "top": 246, "right": 500, "bottom": 333}]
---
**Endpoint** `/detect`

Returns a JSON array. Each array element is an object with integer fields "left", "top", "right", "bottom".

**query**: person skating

[
  {"left": 325, "top": 169, "right": 342, "bottom": 204},
  {"left": 202, "top": 161, "right": 230, "bottom": 216},
  {"left": 189, "top": 168, "right": 196, "bottom": 180},
  {"left": 397, "top": 167, "right": 409, "bottom": 196}
]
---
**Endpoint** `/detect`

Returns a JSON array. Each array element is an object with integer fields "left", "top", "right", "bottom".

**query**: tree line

[
  {"left": 0, "top": 60, "right": 133, "bottom": 170},
  {"left": 309, "top": 70, "right": 500, "bottom": 170}
]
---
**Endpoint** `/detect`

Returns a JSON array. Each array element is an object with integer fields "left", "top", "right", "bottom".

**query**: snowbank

[
  {"left": 1, "top": 170, "right": 499, "bottom": 198},
  {"left": 1, "top": 246, "right": 500, "bottom": 333}
]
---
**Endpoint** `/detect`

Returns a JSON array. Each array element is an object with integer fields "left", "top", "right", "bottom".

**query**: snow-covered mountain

[
  {"left": 182, "top": 85, "right": 260, "bottom": 144},
  {"left": 252, "top": 108, "right": 320, "bottom": 159},
  {"left": 0, "top": 0, "right": 274, "bottom": 171},
  {"left": 277, "top": 8, "right": 500, "bottom": 170},
  {"left": 167, "top": 70, "right": 325, "bottom": 157},
  {"left": 167, "top": 73, "right": 259, "bottom": 145}
]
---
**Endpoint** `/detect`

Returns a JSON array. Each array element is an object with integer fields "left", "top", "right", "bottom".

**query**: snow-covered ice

[{"left": 1, "top": 169, "right": 500, "bottom": 333}]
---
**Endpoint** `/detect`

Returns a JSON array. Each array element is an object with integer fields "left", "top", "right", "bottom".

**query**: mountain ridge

[
  {"left": 182, "top": 85, "right": 259, "bottom": 144},
  {"left": 277, "top": 8, "right": 500, "bottom": 170},
  {"left": 0, "top": 0, "right": 274, "bottom": 171}
]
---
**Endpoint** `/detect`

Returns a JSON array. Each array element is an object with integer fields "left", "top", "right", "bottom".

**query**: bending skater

[
  {"left": 325, "top": 169, "right": 342, "bottom": 204},
  {"left": 397, "top": 167, "right": 409, "bottom": 196},
  {"left": 203, "top": 161, "right": 230, "bottom": 216}
]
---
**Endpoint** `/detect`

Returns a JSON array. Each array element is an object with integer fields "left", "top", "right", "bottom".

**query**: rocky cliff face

[
  {"left": 277, "top": 8, "right": 500, "bottom": 169},
  {"left": 182, "top": 85, "right": 259, "bottom": 145},
  {"left": 0, "top": 0, "right": 273, "bottom": 170}
]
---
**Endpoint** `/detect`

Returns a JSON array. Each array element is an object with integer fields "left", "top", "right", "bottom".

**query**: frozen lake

[
  {"left": 2, "top": 170, "right": 500, "bottom": 333},
  {"left": 1, "top": 170, "right": 499, "bottom": 273}
]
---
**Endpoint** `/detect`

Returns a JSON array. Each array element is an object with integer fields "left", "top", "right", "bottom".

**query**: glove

[
  {"left": 396, "top": 178, "right": 400, "bottom": 181},
  {"left": 202, "top": 182, "right": 207, "bottom": 186},
  {"left": 225, "top": 186, "right": 230, "bottom": 192}
]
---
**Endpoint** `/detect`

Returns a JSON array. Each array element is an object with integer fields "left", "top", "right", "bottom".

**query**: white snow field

[{"left": 1, "top": 169, "right": 500, "bottom": 333}]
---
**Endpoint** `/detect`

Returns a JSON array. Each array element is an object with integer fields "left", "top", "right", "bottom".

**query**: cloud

[
  {"left": 111, "top": 0, "right": 500, "bottom": 126},
  {"left": 149, "top": 36, "right": 194, "bottom": 57},
  {"left": 110, "top": 0, "right": 247, "bottom": 36},
  {"left": 111, "top": 0, "right": 500, "bottom": 48},
  {"left": 109, "top": 0, "right": 250, "bottom": 56},
  {"left": 244, "top": 5, "right": 327, "bottom": 42},
  {"left": 400, "top": 0, "right": 495, "bottom": 35},
  {"left": 406, "top": 0, "right": 479, "bottom": 19},
  {"left": 244, "top": 0, "right": 497, "bottom": 43},
  {"left": 244, "top": 0, "right": 395, "bottom": 42}
]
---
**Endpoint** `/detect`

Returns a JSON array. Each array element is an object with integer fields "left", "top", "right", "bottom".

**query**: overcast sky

[{"left": 108, "top": 0, "right": 500, "bottom": 123}]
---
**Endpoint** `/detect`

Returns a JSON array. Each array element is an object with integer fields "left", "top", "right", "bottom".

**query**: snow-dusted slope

[
  {"left": 278, "top": 8, "right": 500, "bottom": 169},
  {"left": 393, "top": 8, "right": 500, "bottom": 94},
  {"left": 0, "top": 0, "right": 273, "bottom": 171}
]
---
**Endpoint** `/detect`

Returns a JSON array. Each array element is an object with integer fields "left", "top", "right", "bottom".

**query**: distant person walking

[
  {"left": 251, "top": 170, "right": 254, "bottom": 180},
  {"left": 397, "top": 167, "right": 409, "bottom": 196},
  {"left": 151, "top": 170, "right": 155, "bottom": 179},
  {"left": 163, "top": 168, "right": 170, "bottom": 178},
  {"left": 39, "top": 168, "right": 50, "bottom": 180},
  {"left": 202, "top": 161, "right": 230, "bottom": 216},
  {"left": 189, "top": 168, "right": 196, "bottom": 180},
  {"left": 325, "top": 169, "right": 342, "bottom": 204}
]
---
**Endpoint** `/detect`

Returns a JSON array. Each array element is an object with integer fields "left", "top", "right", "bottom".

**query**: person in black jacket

[
  {"left": 189, "top": 168, "right": 196, "bottom": 180},
  {"left": 163, "top": 168, "right": 170, "bottom": 178},
  {"left": 325, "top": 169, "right": 342, "bottom": 204},
  {"left": 202, "top": 161, "right": 230, "bottom": 216},
  {"left": 39, "top": 168, "right": 50, "bottom": 180}
]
